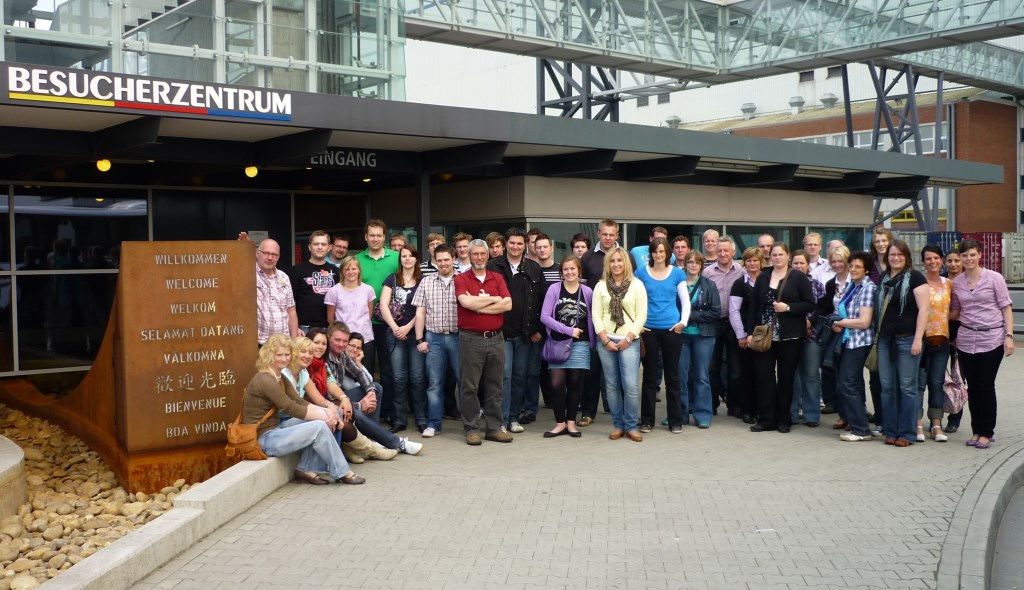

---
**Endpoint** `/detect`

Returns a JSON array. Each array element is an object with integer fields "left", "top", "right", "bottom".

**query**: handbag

[
  {"left": 943, "top": 353, "right": 969, "bottom": 414},
  {"left": 542, "top": 287, "right": 581, "bottom": 364},
  {"left": 864, "top": 290, "right": 891, "bottom": 372},
  {"left": 225, "top": 400, "right": 276, "bottom": 461},
  {"left": 749, "top": 270, "right": 791, "bottom": 353},
  {"left": 749, "top": 324, "right": 774, "bottom": 353},
  {"left": 864, "top": 344, "right": 879, "bottom": 372}
]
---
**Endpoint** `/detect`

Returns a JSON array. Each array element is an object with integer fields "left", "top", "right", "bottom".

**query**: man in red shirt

[{"left": 455, "top": 239, "right": 512, "bottom": 445}]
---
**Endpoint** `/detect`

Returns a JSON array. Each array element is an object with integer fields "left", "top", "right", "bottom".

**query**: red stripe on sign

[{"left": 114, "top": 101, "right": 208, "bottom": 114}]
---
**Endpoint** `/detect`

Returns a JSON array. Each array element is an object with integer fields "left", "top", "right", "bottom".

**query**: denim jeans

[
  {"left": 917, "top": 339, "right": 950, "bottom": 421},
  {"left": 878, "top": 335, "right": 920, "bottom": 442},
  {"left": 502, "top": 336, "right": 532, "bottom": 427},
  {"left": 597, "top": 337, "right": 642, "bottom": 431},
  {"left": 425, "top": 331, "right": 460, "bottom": 431},
  {"left": 346, "top": 383, "right": 401, "bottom": 449},
  {"left": 259, "top": 418, "right": 350, "bottom": 480},
  {"left": 387, "top": 332, "right": 426, "bottom": 428},
  {"left": 523, "top": 340, "right": 542, "bottom": 416},
  {"left": 835, "top": 345, "right": 871, "bottom": 436},
  {"left": 791, "top": 340, "right": 823, "bottom": 424},
  {"left": 679, "top": 333, "right": 715, "bottom": 425}
]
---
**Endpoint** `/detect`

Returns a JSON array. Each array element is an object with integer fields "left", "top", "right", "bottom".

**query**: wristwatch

[{"left": 416, "top": 337, "right": 424, "bottom": 344}]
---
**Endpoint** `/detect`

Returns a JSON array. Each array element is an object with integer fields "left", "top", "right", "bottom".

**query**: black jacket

[
  {"left": 487, "top": 255, "right": 544, "bottom": 338},
  {"left": 744, "top": 269, "right": 816, "bottom": 341}
]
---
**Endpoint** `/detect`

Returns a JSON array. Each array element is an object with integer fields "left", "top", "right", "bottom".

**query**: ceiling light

[
  {"left": 362, "top": 178, "right": 371, "bottom": 183},
  {"left": 245, "top": 166, "right": 258, "bottom": 178},
  {"left": 96, "top": 159, "right": 112, "bottom": 172}
]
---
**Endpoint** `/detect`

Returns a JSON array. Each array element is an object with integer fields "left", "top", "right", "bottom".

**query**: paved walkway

[{"left": 137, "top": 352, "right": 1024, "bottom": 590}]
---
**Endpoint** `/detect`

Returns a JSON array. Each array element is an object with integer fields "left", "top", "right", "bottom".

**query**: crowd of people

[{"left": 239, "top": 219, "right": 1016, "bottom": 483}]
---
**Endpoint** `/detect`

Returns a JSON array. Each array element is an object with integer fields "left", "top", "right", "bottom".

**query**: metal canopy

[
  {"left": 406, "top": 0, "right": 1024, "bottom": 93},
  {"left": 0, "top": 75, "right": 1002, "bottom": 194}
]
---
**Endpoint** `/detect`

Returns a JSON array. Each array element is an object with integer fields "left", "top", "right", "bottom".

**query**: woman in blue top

[
  {"left": 635, "top": 238, "right": 688, "bottom": 433},
  {"left": 677, "top": 251, "right": 721, "bottom": 428}
]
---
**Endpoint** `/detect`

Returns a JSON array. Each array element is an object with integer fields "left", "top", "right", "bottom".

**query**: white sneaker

[
  {"left": 421, "top": 427, "right": 436, "bottom": 438},
  {"left": 400, "top": 437, "right": 423, "bottom": 455},
  {"left": 840, "top": 433, "right": 873, "bottom": 442},
  {"left": 509, "top": 421, "right": 524, "bottom": 433},
  {"left": 869, "top": 426, "right": 883, "bottom": 437}
]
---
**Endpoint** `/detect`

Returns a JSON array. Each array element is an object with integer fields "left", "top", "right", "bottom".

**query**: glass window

[
  {"left": 12, "top": 187, "right": 146, "bottom": 371},
  {"left": 725, "top": 225, "right": 804, "bottom": 254},
  {"left": 807, "top": 227, "right": 869, "bottom": 252},
  {"left": 525, "top": 221, "right": 599, "bottom": 262}
]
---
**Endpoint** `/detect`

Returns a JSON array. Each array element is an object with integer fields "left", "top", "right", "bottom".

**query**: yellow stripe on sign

[{"left": 8, "top": 92, "right": 115, "bottom": 107}]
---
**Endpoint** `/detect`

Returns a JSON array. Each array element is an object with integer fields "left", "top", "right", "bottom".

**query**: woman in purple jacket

[{"left": 540, "top": 255, "right": 596, "bottom": 438}]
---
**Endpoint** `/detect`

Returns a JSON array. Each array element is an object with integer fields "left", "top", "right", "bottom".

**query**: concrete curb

[
  {"left": 0, "top": 435, "right": 27, "bottom": 518},
  {"left": 38, "top": 453, "right": 299, "bottom": 590},
  {"left": 937, "top": 441, "right": 1024, "bottom": 590}
]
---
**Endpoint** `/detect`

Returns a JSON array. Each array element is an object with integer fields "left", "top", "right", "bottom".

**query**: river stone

[
  {"left": 1, "top": 524, "right": 22, "bottom": 538},
  {"left": 173, "top": 479, "right": 186, "bottom": 488},
  {"left": 101, "top": 501, "right": 123, "bottom": 516},
  {"left": 77, "top": 482, "right": 100, "bottom": 499},
  {"left": 24, "top": 547, "right": 48, "bottom": 560},
  {"left": 53, "top": 504, "right": 72, "bottom": 516},
  {"left": 120, "top": 503, "right": 147, "bottom": 518},
  {"left": 7, "top": 558, "right": 39, "bottom": 573},
  {"left": 21, "top": 448, "right": 43, "bottom": 462},
  {"left": 9, "top": 575, "right": 38, "bottom": 590},
  {"left": 0, "top": 543, "right": 18, "bottom": 561},
  {"left": 46, "top": 554, "right": 65, "bottom": 569},
  {"left": 28, "top": 519, "right": 47, "bottom": 533},
  {"left": 25, "top": 475, "right": 43, "bottom": 487},
  {"left": 41, "top": 526, "right": 62, "bottom": 542}
]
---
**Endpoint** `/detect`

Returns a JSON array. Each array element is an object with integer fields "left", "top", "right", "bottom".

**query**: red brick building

[{"left": 687, "top": 88, "right": 1018, "bottom": 233}]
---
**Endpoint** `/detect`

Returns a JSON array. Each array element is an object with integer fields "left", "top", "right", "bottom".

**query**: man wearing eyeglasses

[{"left": 254, "top": 238, "right": 299, "bottom": 345}]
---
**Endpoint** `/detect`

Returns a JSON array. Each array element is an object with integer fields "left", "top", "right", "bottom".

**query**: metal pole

[{"left": 842, "top": 65, "right": 854, "bottom": 148}]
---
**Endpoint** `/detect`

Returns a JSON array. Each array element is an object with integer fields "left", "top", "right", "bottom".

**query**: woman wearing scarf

[
  {"left": 830, "top": 251, "right": 877, "bottom": 441},
  {"left": 591, "top": 246, "right": 648, "bottom": 442},
  {"left": 875, "top": 239, "right": 930, "bottom": 447}
]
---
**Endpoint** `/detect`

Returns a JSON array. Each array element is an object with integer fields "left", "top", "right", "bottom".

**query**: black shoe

[
  {"left": 389, "top": 423, "right": 407, "bottom": 433},
  {"left": 742, "top": 414, "right": 756, "bottom": 425},
  {"left": 543, "top": 429, "right": 568, "bottom": 438},
  {"left": 805, "top": 422, "right": 819, "bottom": 428},
  {"left": 945, "top": 422, "right": 960, "bottom": 433},
  {"left": 519, "top": 412, "right": 536, "bottom": 425},
  {"left": 750, "top": 424, "right": 775, "bottom": 432},
  {"left": 777, "top": 425, "right": 791, "bottom": 433},
  {"left": 821, "top": 404, "right": 837, "bottom": 415}
]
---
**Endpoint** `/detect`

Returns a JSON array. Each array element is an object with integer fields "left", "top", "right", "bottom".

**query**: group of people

[{"left": 241, "top": 218, "right": 1015, "bottom": 484}]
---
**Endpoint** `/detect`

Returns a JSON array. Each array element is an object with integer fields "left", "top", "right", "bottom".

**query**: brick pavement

[{"left": 136, "top": 352, "right": 1024, "bottom": 590}]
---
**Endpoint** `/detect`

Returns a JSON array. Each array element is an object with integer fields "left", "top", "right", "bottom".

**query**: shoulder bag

[
  {"left": 749, "top": 271, "right": 791, "bottom": 353},
  {"left": 864, "top": 290, "right": 891, "bottom": 372},
  {"left": 943, "top": 351, "right": 969, "bottom": 414},
  {"left": 226, "top": 394, "right": 277, "bottom": 460},
  {"left": 542, "top": 287, "right": 581, "bottom": 363}
]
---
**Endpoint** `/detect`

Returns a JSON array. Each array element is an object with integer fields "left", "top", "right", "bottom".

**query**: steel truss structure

[{"left": 406, "top": 0, "right": 1024, "bottom": 93}]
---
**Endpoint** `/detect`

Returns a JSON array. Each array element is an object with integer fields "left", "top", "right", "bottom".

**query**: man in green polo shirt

[{"left": 355, "top": 218, "right": 400, "bottom": 428}]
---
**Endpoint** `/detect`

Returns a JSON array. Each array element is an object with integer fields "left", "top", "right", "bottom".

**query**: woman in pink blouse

[{"left": 949, "top": 238, "right": 1015, "bottom": 449}]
